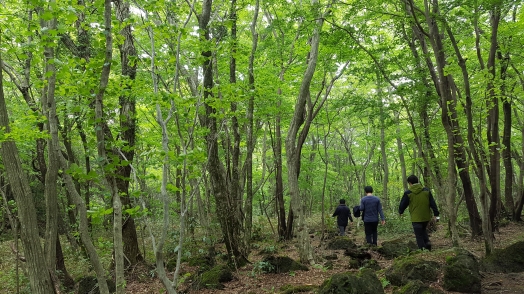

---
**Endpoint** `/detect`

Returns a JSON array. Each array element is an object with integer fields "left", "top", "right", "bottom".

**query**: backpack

[{"left": 353, "top": 205, "right": 361, "bottom": 218}]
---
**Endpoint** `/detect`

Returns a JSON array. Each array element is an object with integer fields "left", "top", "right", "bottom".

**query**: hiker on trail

[
  {"left": 359, "top": 186, "right": 386, "bottom": 245},
  {"left": 399, "top": 175, "right": 440, "bottom": 251},
  {"left": 332, "top": 199, "right": 353, "bottom": 236}
]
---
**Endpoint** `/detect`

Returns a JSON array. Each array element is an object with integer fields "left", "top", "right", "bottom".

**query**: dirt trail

[{"left": 126, "top": 222, "right": 524, "bottom": 294}]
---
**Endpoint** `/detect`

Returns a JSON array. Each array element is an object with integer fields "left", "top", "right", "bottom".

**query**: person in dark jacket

[
  {"left": 359, "top": 186, "right": 385, "bottom": 245},
  {"left": 332, "top": 199, "right": 353, "bottom": 236},
  {"left": 399, "top": 175, "right": 440, "bottom": 250}
]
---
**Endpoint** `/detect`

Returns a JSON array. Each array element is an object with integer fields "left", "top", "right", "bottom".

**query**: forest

[{"left": 0, "top": 0, "right": 523, "bottom": 293}]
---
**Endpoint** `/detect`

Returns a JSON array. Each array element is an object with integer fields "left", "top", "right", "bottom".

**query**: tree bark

[
  {"left": 114, "top": 0, "right": 143, "bottom": 267},
  {"left": 39, "top": 7, "right": 60, "bottom": 281},
  {"left": 285, "top": 0, "right": 328, "bottom": 264},
  {"left": 0, "top": 46, "right": 55, "bottom": 294},
  {"left": 244, "top": 0, "right": 260, "bottom": 251},
  {"left": 199, "top": 0, "right": 247, "bottom": 267},
  {"left": 406, "top": 0, "right": 482, "bottom": 239},
  {"left": 395, "top": 113, "right": 408, "bottom": 191}
]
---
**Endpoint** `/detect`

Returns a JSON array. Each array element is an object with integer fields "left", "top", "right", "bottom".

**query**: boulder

[
  {"left": 481, "top": 241, "right": 524, "bottom": 273},
  {"left": 378, "top": 237, "right": 419, "bottom": 259},
  {"left": 326, "top": 236, "right": 357, "bottom": 250},
  {"left": 385, "top": 257, "right": 439, "bottom": 286},
  {"left": 262, "top": 255, "right": 309, "bottom": 273},
  {"left": 348, "top": 259, "right": 360, "bottom": 269},
  {"left": 443, "top": 249, "right": 481, "bottom": 293},
  {"left": 361, "top": 259, "right": 381, "bottom": 271},
  {"left": 76, "top": 276, "right": 116, "bottom": 294},
  {"left": 324, "top": 253, "right": 338, "bottom": 260},
  {"left": 324, "top": 260, "right": 334, "bottom": 270},
  {"left": 197, "top": 264, "right": 233, "bottom": 289},
  {"left": 393, "top": 280, "right": 444, "bottom": 294},
  {"left": 344, "top": 246, "right": 372, "bottom": 260},
  {"left": 318, "top": 268, "right": 384, "bottom": 294}
]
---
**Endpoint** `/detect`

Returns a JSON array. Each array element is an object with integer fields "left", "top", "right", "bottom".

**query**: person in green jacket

[{"left": 399, "top": 175, "right": 440, "bottom": 250}]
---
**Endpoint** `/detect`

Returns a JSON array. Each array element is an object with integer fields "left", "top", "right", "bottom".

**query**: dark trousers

[
  {"left": 338, "top": 225, "right": 347, "bottom": 236},
  {"left": 364, "top": 222, "right": 379, "bottom": 245},
  {"left": 412, "top": 221, "right": 431, "bottom": 250}
]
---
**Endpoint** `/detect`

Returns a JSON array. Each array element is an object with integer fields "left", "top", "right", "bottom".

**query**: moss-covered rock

[
  {"left": 326, "top": 236, "right": 358, "bottom": 250},
  {"left": 76, "top": 276, "right": 116, "bottom": 294},
  {"left": 344, "top": 246, "right": 372, "bottom": 260},
  {"left": 378, "top": 237, "right": 419, "bottom": 259},
  {"left": 279, "top": 284, "right": 318, "bottom": 294},
  {"left": 324, "top": 260, "right": 334, "bottom": 270},
  {"left": 318, "top": 268, "right": 385, "bottom": 294},
  {"left": 324, "top": 253, "right": 338, "bottom": 260},
  {"left": 198, "top": 264, "right": 233, "bottom": 289},
  {"left": 322, "top": 229, "right": 339, "bottom": 241},
  {"left": 362, "top": 259, "right": 381, "bottom": 271},
  {"left": 443, "top": 249, "right": 481, "bottom": 293},
  {"left": 481, "top": 241, "right": 524, "bottom": 273},
  {"left": 385, "top": 257, "right": 439, "bottom": 286},
  {"left": 262, "top": 255, "right": 309, "bottom": 274},
  {"left": 348, "top": 258, "right": 359, "bottom": 269},
  {"left": 393, "top": 280, "right": 444, "bottom": 294}
]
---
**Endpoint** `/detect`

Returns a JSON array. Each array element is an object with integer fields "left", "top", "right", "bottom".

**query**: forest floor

[{"left": 123, "top": 221, "right": 524, "bottom": 294}]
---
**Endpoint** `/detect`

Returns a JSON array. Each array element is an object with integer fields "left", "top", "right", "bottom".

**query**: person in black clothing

[{"left": 332, "top": 199, "right": 353, "bottom": 236}]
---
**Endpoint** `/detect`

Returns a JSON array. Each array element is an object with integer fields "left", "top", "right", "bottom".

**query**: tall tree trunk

[
  {"left": 500, "top": 53, "right": 513, "bottom": 220},
  {"left": 285, "top": 0, "right": 326, "bottom": 264},
  {"left": 0, "top": 46, "right": 55, "bottom": 294},
  {"left": 395, "top": 113, "right": 408, "bottom": 191},
  {"left": 444, "top": 14, "right": 492, "bottom": 244},
  {"left": 271, "top": 114, "right": 287, "bottom": 239},
  {"left": 38, "top": 5, "right": 62, "bottom": 290},
  {"left": 114, "top": 0, "right": 143, "bottom": 267},
  {"left": 412, "top": 0, "right": 475, "bottom": 245},
  {"left": 199, "top": 0, "right": 247, "bottom": 267},
  {"left": 407, "top": 0, "right": 482, "bottom": 238},
  {"left": 244, "top": 0, "right": 260, "bottom": 251},
  {"left": 513, "top": 69, "right": 524, "bottom": 221},
  {"left": 227, "top": 0, "right": 246, "bottom": 258},
  {"left": 378, "top": 77, "right": 389, "bottom": 207},
  {"left": 486, "top": 6, "right": 501, "bottom": 240}
]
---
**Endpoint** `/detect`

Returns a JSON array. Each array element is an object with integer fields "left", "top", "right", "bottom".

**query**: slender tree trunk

[
  {"left": 407, "top": 0, "right": 482, "bottom": 239},
  {"left": 486, "top": 6, "right": 501, "bottom": 240},
  {"left": 416, "top": 0, "right": 467, "bottom": 245},
  {"left": 514, "top": 70, "right": 524, "bottom": 221},
  {"left": 153, "top": 105, "right": 177, "bottom": 294},
  {"left": 39, "top": 6, "right": 60, "bottom": 283},
  {"left": 285, "top": 0, "right": 327, "bottom": 264},
  {"left": 244, "top": 0, "right": 260, "bottom": 251},
  {"left": 499, "top": 46, "right": 513, "bottom": 220},
  {"left": 59, "top": 152, "right": 110, "bottom": 294},
  {"left": 272, "top": 116, "right": 287, "bottom": 239},
  {"left": 199, "top": 0, "right": 247, "bottom": 267},
  {"left": 114, "top": 0, "right": 143, "bottom": 267},
  {"left": 227, "top": 0, "right": 246, "bottom": 258},
  {"left": 395, "top": 113, "right": 408, "bottom": 191},
  {"left": 0, "top": 47, "right": 55, "bottom": 294},
  {"left": 378, "top": 78, "right": 389, "bottom": 207}
]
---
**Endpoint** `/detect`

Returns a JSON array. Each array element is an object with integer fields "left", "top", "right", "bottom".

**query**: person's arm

[
  {"left": 348, "top": 208, "right": 353, "bottom": 222},
  {"left": 359, "top": 198, "right": 365, "bottom": 211},
  {"left": 378, "top": 200, "right": 385, "bottom": 221},
  {"left": 399, "top": 192, "right": 410, "bottom": 214},
  {"left": 428, "top": 190, "right": 440, "bottom": 217},
  {"left": 332, "top": 207, "right": 339, "bottom": 217}
]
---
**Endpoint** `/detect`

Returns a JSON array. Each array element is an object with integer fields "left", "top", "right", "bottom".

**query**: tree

[{"left": 0, "top": 38, "right": 55, "bottom": 294}]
